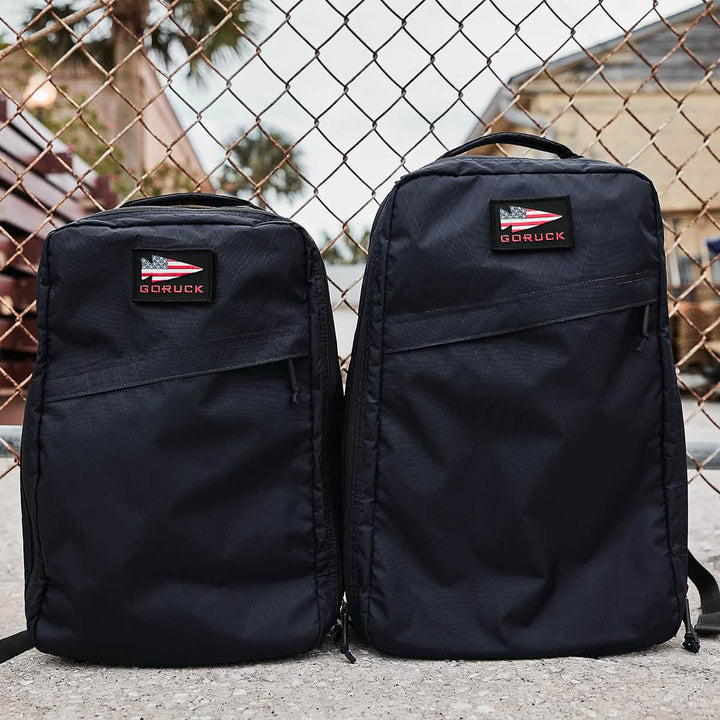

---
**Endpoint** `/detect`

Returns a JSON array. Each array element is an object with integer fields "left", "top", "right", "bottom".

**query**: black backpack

[
  {"left": 343, "top": 132, "right": 720, "bottom": 659},
  {"left": 1, "top": 193, "right": 343, "bottom": 666}
]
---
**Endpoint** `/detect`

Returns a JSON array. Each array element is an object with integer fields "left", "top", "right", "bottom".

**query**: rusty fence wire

[{"left": 0, "top": 0, "right": 719, "bottom": 496}]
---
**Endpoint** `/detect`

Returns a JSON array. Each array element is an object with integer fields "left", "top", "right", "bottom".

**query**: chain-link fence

[{"left": 0, "top": 0, "right": 719, "bottom": 496}]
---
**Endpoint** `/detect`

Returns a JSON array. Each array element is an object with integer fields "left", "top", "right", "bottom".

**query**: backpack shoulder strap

[
  {"left": 0, "top": 630, "right": 33, "bottom": 663},
  {"left": 688, "top": 551, "right": 720, "bottom": 634}
]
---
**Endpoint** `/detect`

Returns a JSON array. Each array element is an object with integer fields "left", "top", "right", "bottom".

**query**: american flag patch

[
  {"left": 140, "top": 255, "right": 203, "bottom": 283},
  {"left": 133, "top": 248, "right": 214, "bottom": 302},
  {"left": 499, "top": 206, "right": 563, "bottom": 233},
  {"left": 490, "top": 196, "right": 574, "bottom": 252}
]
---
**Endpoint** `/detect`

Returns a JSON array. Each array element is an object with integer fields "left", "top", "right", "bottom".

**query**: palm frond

[
  {"left": 23, "top": 1, "right": 112, "bottom": 67},
  {"left": 23, "top": 0, "right": 252, "bottom": 79},
  {"left": 159, "top": 0, "right": 253, "bottom": 78},
  {"left": 220, "top": 127, "right": 305, "bottom": 206}
]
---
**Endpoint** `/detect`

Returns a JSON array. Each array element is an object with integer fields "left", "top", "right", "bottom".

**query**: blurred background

[{"left": 0, "top": 0, "right": 719, "bottom": 501}]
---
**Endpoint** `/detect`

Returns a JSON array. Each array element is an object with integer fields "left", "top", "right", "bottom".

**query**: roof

[
  {"left": 0, "top": 93, "right": 100, "bottom": 242},
  {"left": 469, "top": 3, "right": 719, "bottom": 138},
  {"left": 511, "top": 3, "right": 719, "bottom": 85}
]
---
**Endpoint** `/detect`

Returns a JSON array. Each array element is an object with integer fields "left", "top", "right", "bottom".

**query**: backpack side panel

[
  {"left": 652, "top": 188, "right": 688, "bottom": 622},
  {"left": 305, "top": 231, "right": 343, "bottom": 637},
  {"left": 343, "top": 192, "right": 396, "bottom": 643},
  {"left": 20, "top": 240, "right": 51, "bottom": 628}
]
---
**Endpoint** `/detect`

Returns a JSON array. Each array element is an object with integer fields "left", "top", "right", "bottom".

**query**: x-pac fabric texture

[
  {"left": 343, "top": 148, "right": 688, "bottom": 659},
  {"left": 20, "top": 195, "right": 343, "bottom": 666}
]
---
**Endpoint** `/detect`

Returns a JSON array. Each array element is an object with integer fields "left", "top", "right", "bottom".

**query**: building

[
  {"left": 469, "top": 3, "right": 720, "bottom": 373},
  {"left": 0, "top": 93, "right": 106, "bottom": 421},
  {"left": 0, "top": 45, "right": 212, "bottom": 420},
  {"left": 0, "top": 41, "right": 211, "bottom": 200}
]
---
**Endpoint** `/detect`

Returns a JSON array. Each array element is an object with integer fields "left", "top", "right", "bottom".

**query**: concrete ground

[{"left": 2, "top": 400, "right": 720, "bottom": 719}]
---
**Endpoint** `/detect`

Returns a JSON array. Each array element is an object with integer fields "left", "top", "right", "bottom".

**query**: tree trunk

[{"left": 111, "top": 0, "right": 149, "bottom": 182}]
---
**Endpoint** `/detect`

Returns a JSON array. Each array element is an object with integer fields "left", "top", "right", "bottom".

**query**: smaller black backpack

[
  {"left": 343, "top": 132, "right": 720, "bottom": 659},
  {"left": 0, "top": 193, "right": 343, "bottom": 666}
]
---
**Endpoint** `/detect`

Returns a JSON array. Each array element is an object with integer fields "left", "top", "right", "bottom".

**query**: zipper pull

[
  {"left": 287, "top": 358, "right": 301, "bottom": 404},
  {"left": 337, "top": 600, "right": 356, "bottom": 663},
  {"left": 328, "top": 618, "right": 341, "bottom": 642},
  {"left": 682, "top": 597, "right": 700, "bottom": 653},
  {"left": 635, "top": 304, "right": 651, "bottom": 351}
]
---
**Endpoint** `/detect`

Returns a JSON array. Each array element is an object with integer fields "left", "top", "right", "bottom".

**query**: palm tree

[
  {"left": 321, "top": 226, "right": 370, "bottom": 264},
  {"left": 22, "top": 0, "right": 253, "bottom": 175},
  {"left": 220, "top": 128, "right": 305, "bottom": 208}
]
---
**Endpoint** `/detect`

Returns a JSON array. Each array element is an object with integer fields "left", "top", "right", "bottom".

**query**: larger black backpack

[
  {"left": 2, "top": 193, "right": 343, "bottom": 666},
  {"left": 343, "top": 132, "right": 720, "bottom": 659}
]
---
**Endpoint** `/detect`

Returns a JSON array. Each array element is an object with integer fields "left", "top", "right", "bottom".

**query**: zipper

[
  {"left": 307, "top": 247, "right": 344, "bottom": 649},
  {"left": 322, "top": 286, "right": 344, "bottom": 618},
  {"left": 635, "top": 303, "right": 651, "bottom": 351},
  {"left": 56, "top": 204, "right": 270, "bottom": 232},
  {"left": 337, "top": 600, "right": 356, "bottom": 663},
  {"left": 95, "top": 203, "right": 268, "bottom": 217}
]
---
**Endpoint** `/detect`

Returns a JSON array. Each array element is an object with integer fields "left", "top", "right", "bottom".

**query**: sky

[{"left": 0, "top": 0, "right": 703, "bottom": 242}]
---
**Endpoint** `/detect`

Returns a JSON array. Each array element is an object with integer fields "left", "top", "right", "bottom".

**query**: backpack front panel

[
  {"left": 21, "top": 212, "right": 340, "bottom": 665},
  {"left": 346, "top": 161, "right": 687, "bottom": 658}
]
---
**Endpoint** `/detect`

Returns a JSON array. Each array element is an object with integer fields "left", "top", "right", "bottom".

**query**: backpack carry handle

[
  {"left": 121, "top": 192, "right": 259, "bottom": 210},
  {"left": 439, "top": 132, "right": 581, "bottom": 160}
]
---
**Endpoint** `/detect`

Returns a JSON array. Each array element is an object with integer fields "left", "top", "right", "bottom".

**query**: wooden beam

[
  {"left": 0, "top": 192, "right": 54, "bottom": 240},
  {"left": 0, "top": 274, "right": 36, "bottom": 314}
]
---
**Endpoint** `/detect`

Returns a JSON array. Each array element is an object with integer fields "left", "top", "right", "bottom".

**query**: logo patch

[
  {"left": 132, "top": 249, "right": 214, "bottom": 302},
  {"left": 490, "top": 196, "right": 574, "bottom": 251}
]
